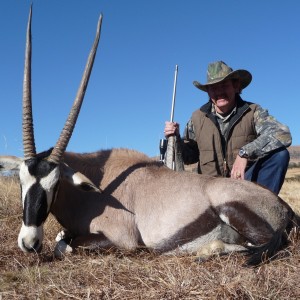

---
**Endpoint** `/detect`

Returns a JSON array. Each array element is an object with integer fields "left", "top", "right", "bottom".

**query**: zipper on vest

[{"left": 223, "top": 158, "right": 228, "bottom": 177}]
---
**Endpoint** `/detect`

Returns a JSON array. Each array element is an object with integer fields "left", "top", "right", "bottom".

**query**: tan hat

[{"left": 193, "top": 61, "right": 252, "bottom": 92}]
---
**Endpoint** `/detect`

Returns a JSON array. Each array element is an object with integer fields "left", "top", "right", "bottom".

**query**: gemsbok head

[
  {"left": 18, "top": 6, "right": 102, "bottom": 253},
  {"left": 1, "top": 6, "right": 299, "bottom": 266}
]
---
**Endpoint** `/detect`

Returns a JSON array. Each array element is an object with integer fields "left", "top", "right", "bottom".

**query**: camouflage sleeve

[
  {"left": 242, "top": 105, "right": 292, "bottom": 159},
  {"left": 178, "top": 119, "right": 200, "bottom": 164}
]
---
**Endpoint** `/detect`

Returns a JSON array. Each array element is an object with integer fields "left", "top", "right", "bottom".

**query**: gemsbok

[{"left": 1, "top": 7, "right": 299, "bottom": 266}]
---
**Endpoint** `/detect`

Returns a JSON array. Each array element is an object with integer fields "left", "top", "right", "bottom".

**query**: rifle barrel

[{"left": 170, "top": 65, "right": 178, "bottom": 122}]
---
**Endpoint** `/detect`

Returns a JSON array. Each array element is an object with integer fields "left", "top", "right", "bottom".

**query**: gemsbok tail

[
  {"left": 247, "top": 211, "right": 299, "bottom": 266},
  {"left": 246, "top": 230, "right": 288, "bottom": 266}
]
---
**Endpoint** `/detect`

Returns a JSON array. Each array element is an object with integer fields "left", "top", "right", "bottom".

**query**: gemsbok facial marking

[{"left": 1, "top": 6, "right": 299, "bottom": 266}]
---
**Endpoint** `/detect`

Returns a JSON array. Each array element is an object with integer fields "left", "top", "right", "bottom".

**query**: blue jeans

[{"left": 245, "top": 148, "right": 290, "bottom": 195}]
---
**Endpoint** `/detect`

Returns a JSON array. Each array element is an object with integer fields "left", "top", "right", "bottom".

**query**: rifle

[{"left": 159, "top": 65, "right": 184, "bottom": 171}]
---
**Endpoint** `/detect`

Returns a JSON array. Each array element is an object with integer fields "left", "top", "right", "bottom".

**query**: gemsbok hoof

[
  {"left": 195, "top": 240, "right": 225, "bottom": 262},
  {"left": 54, "top": 240, "right": 73, "bottom": 259}
]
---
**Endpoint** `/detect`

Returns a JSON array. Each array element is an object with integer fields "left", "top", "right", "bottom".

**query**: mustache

[{"left": 216, "top": 94, "right": 228, "bottom": 99}]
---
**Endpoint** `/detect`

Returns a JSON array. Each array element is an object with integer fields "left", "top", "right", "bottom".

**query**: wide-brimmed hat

[{"left": 193, "top": 61, "right": 252, "bottom": 92}]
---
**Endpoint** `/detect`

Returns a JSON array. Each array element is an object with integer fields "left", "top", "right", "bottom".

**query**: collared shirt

[
  {"left": 213, "top": 105, "right": 237, "bottom": 155},
  {"left": 213, "top": 105, "right": 237, "bottom": 137}
]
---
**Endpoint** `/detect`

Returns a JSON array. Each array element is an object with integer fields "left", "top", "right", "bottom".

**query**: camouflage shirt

[{"left": 183, "top": 99, "right": 292, "bottom": 160}]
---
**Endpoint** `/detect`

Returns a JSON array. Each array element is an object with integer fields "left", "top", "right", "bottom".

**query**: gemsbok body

[{"left": 1, "top": 7, "right": 299, "bottom": 266}]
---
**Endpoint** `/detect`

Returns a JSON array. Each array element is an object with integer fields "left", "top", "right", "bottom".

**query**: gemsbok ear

[
  {"left": 60, "top": 163, "right": 102, "bottom": 193},
  {"left": 0, "top": 156, "right": 23, "bottom": 172}
]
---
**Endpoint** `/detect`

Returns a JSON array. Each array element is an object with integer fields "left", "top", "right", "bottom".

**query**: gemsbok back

[{"left": 1, "top": 7, "right": 299, "bottom": 266}]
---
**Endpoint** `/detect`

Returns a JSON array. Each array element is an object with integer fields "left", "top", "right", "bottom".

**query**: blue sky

[{"left": 0, "top": 1, "right": 299, "bottom": 158}]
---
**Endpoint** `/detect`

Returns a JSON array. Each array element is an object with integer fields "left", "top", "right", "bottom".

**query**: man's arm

[
  {"left": 180, "top": 119, "right": 200, "bottom": 164},
  {"left": 242, "top": 105, "right": 292, "bottom": 159}
]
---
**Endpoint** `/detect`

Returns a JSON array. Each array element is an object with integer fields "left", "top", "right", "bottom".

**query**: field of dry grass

[{"left": 1, "top": 169, "right": 300, "bottom": 299}]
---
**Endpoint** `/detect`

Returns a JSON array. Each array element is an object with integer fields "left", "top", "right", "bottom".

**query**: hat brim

[{"left": 193, "top": 69, "right": 252, "bottom": 92}]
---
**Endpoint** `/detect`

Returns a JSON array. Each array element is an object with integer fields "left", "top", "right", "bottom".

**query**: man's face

[{"left": 207, "top": 79, "right": 240, "bottom": 114}]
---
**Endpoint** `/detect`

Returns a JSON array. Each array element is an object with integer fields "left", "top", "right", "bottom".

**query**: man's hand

[
  {"left": 231, "top": 156, "right": 248, "bottom": 180},
  {"left": 164, "top": 121, "right": 180, "bottom": 137}
]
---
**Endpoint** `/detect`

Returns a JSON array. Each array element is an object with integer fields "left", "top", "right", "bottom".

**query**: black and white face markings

[{"left": 18, "top": 150, "right": 60, "bottom": 252}]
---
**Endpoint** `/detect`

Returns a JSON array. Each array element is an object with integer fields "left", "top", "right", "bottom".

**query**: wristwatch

[{"left": 238, "top": 148, "right": 249, "bottom": 158}]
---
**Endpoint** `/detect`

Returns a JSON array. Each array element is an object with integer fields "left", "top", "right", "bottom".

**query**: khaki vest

[{"left": 191, "top": 101, "right": 258, "bottom": 176}]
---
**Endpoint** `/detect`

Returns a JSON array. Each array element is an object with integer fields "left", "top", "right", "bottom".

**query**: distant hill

[{"left": 288, "top": 145, "right": 300, "bottom": 165}]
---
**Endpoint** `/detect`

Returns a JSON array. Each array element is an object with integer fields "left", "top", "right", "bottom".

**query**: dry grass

[
  {"left": 279, "top": 168, "right": 300, "bottom": 215},
  {"left": 1, "top": 172, "right": 300, "bottom": 300}
]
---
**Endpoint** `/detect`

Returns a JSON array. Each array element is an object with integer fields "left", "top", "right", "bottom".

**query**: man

[{"left": 164, "top": 61, "right": 292, "bottom": 194}]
